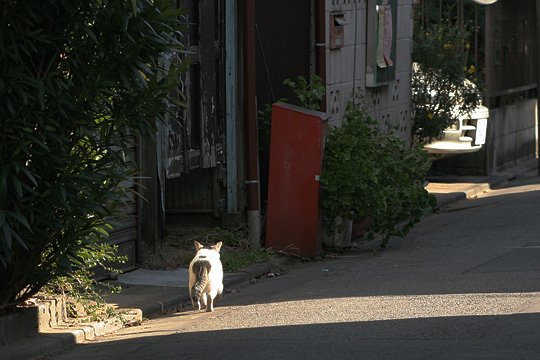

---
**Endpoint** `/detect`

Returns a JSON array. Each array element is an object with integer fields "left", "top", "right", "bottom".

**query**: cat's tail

[{"left": 190, "top": 260, "right": 211, "bottom": 306}]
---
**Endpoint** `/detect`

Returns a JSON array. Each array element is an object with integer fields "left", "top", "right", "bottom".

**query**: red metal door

[{"left": 265, "top": 103, "right": 328, "bottom": 257}]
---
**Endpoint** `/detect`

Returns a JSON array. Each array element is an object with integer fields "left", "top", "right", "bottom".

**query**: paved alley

[{"left": 52, "top": 170, "right": 540, "bottom": 360}]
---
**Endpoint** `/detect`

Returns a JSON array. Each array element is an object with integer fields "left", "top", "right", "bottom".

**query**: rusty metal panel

[{"left": 266, "top": 103, "right": 328, "bottom": 257}]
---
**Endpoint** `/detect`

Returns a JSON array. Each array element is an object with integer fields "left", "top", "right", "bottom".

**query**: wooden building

[{"left": 124, "top": 0, "right": 418, "bottom": 264}]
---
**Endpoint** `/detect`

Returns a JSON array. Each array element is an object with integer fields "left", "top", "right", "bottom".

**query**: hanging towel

[{"left": 376, "top": 5, "right": 393, "bottom": 68}]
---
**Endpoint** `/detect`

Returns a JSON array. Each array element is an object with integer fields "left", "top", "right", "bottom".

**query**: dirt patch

[{"left": 141, "top": 225, "right": 275, "bottom": 272}]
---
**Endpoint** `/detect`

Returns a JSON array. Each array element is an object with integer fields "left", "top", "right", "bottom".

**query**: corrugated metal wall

[{"left": 485, "top": 1, "right": 536, "bottom": 97}]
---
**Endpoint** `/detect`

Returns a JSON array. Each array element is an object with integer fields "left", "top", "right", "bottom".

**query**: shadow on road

[
  {"left": 50, "top": 174, "right": 540, "bottom": 359},
  {"left": 215, "top": 177, "right": 540, "bottom": 306},
  {"left": 59, "top": 312, "right": 540, "bottom": 359}
]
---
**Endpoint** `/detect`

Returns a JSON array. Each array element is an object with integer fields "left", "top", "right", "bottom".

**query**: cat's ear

[
  {"left": 214, "top": 241, "right": 223, "bottom": 252},
  {"left": 194, "top": 241, "right": 203, "bottom": 251}
]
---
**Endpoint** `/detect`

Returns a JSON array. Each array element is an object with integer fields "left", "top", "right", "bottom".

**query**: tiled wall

[{"left": 325, "top": 0, "right": 414, "bottom": 142}]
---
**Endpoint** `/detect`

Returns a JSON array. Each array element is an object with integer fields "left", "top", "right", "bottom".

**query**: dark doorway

[{"left": 255, "top": 0, "right": 313, "bottom": 206}]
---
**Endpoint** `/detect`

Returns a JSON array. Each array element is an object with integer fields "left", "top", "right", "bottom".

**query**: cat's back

[{"left": 190, "top": 248, "right": 222, "bottom": 273}]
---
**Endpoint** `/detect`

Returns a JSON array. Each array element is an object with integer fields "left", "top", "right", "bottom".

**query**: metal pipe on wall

[
  {"left": 225, "top": 0, "right": 238, "bottom": 213},
  {"left": 315, "top": 0, "right": 327, "bottom": 112},
  {"left": 536, "top": 0, "right": 540, "bottom": 174},
  {"left": 243, "top": 0, "right": 261, "bottom": 248}
]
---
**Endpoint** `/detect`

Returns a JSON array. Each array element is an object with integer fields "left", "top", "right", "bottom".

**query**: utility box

[
  {"left": 265, "top": 102, "right": 329, "bottom": 257},
  {"left": 329, "top": 14, "right": 346, "bottom": 49}
]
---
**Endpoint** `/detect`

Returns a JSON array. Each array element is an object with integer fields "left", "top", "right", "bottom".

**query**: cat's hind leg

[
  {"left": 190, "top": 289, "right": 201, "bottom": 311},
  {"left": 215, "top": 283, "right": 224, "bottom": 304},
  {"left": 205, "top": 293, "right": 214, "bottom": 312},
  {"left": 200, "top": 292, "right": 207, "bottom": 309}
]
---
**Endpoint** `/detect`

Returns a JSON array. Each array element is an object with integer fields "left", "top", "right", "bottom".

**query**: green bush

[
  {"left": 0, "top": 0, "right": 185, "bottom": 310},
  {"left": 320, "top": 104, "right": 436, "bottom": 247},
  {"left": 283, "top": 74, "right": 325, "bottom": 111}
]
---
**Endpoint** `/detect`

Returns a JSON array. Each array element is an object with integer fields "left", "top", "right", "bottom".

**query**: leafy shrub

[
  {"left": 0, "top": 0, "right": 185, "bottom": 310},
  {"left": 41, "top": 243, "right": 123, "bottom": 320},
  {"left": 283, "top": 74, "right": 325, "bottom": 111},
  {"left": 320, "top": 104, "right": 436, "bottom": 247},
  {"left": 203, "top": 226, "right": 275, "bottom": 272},
  {"left": 220, "top": 248, "right": 274, "bottom": 272}
]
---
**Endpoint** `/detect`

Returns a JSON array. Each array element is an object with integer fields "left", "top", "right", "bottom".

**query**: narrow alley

[{"left": 53, "top": 168, "right": 540, "bottom": 360}]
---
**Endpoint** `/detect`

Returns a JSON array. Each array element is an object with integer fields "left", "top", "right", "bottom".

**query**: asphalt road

[{"left": 56, "top": 173, "right": 540, "bottom": 360}]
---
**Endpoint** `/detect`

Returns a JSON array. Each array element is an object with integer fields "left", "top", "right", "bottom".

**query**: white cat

[{"left": 188, "top": 241, "right": 224, "bottom": 312}]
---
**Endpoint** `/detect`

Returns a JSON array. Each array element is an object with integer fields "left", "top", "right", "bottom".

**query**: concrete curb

[
  {"left": 1, "top": 308, "right": 142, "bottom": 360},
  {"left": 429, "top": 159, "right": 538, "bottom": 210},
  {"left": 431, "top": 182, "right": 491, "bottom": 209}
]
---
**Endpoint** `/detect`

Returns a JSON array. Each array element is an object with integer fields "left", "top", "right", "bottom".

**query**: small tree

[
  {"left": 0, "top": 0, "right": 185, "bottom": 309},
  {"left": 411, "top": 20, "right": 481, "bottom": 140}
]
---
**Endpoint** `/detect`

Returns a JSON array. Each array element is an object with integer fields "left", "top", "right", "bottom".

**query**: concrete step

[{"left": 1, "top": 296, "right": 142, "bottom": 360}]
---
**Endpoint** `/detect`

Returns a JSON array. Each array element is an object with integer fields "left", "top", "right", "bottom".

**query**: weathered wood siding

[{"left": 164, "top": 0, "right": 225, "bottom": 220}]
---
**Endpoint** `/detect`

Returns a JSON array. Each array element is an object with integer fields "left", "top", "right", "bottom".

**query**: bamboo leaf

[
  {"left": 37, "top": 80, "right": 45, "bottom": 110},
  {"left": 12, "top": 177, "right": 23, "bottom": 198},
  {"left": 9, "top": 211, "right": 32, "bottom": 231},
  {"left": 131, "top": 0, "right": 138, "bottom": 16},
  {"left": 21, "top": 166, "right": 38, "bottom": 187},
  {"left": 2, "top": 222, "right": 12, "bottom": 249},
  {"left": 82, "top": 24, "right": 98, "bottom": 44}
]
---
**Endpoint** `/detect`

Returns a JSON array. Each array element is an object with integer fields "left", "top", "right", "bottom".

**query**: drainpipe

[
  {"left": 537, "top": 0, "right": 540, "bottom": 174},
  {"left": 225, "top": 0, "right": 238, "bottom": 213},
  {"left": 243, "top": 0, "right": 261, "bottom": 248},
  {"left": 315, "top": 0, "right": 327, "bottom": 112}
]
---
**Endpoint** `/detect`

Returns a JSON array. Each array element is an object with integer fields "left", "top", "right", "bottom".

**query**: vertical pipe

[
  {"left": 458, "top": 0, "right": 464, "bottom": 29},
  {"left": 243, "top": 0, "right": 261, "bottom": 247},
  {"left": 225, "top": 0, "right": 238, "bottom": 213},
  {"left": 536, "top": 0, "right": 540, "bottom": 173},
  {"left": 474, "top": 5, "right": 478, "bottom": 71},
  {"left": 315, "top": 0, "right": 327, "bottom": 112}
]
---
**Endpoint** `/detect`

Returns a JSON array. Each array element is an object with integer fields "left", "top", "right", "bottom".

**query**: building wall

[
  {"left": 324, "top": 0, "right": 414, "bottom": 142},
  {"left": 488, "top": 100, "right": 537, "bottom": 171}
]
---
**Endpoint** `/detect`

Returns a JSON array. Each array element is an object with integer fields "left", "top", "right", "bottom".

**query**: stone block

[
  {"left": 326, "top": 0, "right": 367, "bottom": 12},
  {"left": 36, "top": 302, "right": 51, "bottom": 332},
  {"left": 23, "top": 306, "right": 39, "bottom": 337},
  {"left": 342, "top": 8, "right": 367, "bottom": 48},
  {"left": 0, "top": 311, "right": 26, "bottom": 343},
  {"left": 395, "top": 38, "right": 412, "bottom": 74},
  {"left": 395, "top": 73, "right": 411, "bottom": 106},
  {"left": 328, "top": 45, "right": 365, "bottom": 85},
  {"left": 396, "top": 2, "right": 414, "bottom": 39}
]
